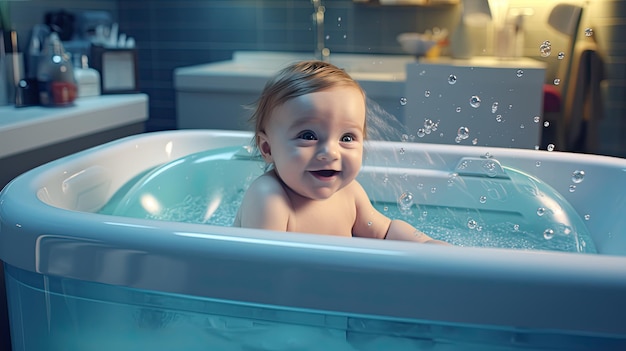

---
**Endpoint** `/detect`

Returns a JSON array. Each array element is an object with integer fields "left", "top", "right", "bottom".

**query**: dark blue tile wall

[{"left": 116, "top": 0, "right": 453, "bottom": 131}]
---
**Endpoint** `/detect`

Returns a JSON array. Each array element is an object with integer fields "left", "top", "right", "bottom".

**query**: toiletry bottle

[
  {"left": 74, "top": 54, "right": 100, "bottom": 97},
  {"left": 37, "top": 32, "right": 77, "bottom": 106}
]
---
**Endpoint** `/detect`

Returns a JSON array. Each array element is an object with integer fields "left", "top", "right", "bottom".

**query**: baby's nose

[{"left": 316, "top": 144, "right": 339, "bottom": 161}]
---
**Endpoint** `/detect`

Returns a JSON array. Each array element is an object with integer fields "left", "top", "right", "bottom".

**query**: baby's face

[{"left": 259, "top": 85, "right": 366, "bottom": 200}]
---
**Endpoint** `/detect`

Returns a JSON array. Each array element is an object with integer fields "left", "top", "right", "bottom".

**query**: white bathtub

[{"left": 1, "top": 129, "right": 626, "bottom": 350}]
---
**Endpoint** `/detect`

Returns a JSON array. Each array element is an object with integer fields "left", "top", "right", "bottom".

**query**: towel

[{"left": 561, "top": 38, "right": 606, "bottom": 153}]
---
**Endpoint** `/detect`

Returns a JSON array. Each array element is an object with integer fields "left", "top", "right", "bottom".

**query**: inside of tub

[{"left": 98, "top": 145, "right": 595, "bottom": 253}]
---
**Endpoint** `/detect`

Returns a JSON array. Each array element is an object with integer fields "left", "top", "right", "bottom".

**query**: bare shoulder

[{"left": 236, "top": 171, "right": 292, "bottom": 230}]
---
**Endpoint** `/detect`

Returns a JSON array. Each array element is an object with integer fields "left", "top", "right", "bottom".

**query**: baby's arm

[
  {"left": 352, "top": 181, "right": 449, "bottom": 244},
  {"left": 237, "top": 173, "right": 291, "bottom": 231},
  {"left": 385, "top": 219, "right": 450, "bottom": 245}
]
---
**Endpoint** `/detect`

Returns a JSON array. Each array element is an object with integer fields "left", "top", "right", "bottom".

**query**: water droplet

[
  {"left": 457, "top": 126, "right": 470, "bottom": 140},
  {"left": 417, "top": 128, "right": 426, "bottom": 137},
  {"left": 467, "top": 219, "right": 477, "bottom": 229},
  {"left": 547, "top": 144, "right": 555, "bottom": 151},
  {"left": 543, "top": 228, "right": 555, "bottom": 240},
  {"left": 398, "top": 192, "right": 414, "bottom": 213},
  {"left": 469, "top": 95, "right": 481, "bottom": 108},
  {"left": 495, "top": 115, "right": 503, "bottom": 122},
  {"left": 483, "top": 160, "right": 498, "bottom": 177},
  {"left": 448, "top": 74, "right": 457, "bottom": 84},
  {"left": 516, "top": 69, "right": 523, "bottom": 77},
  {"left": 491, "top": 102, "right": 499, "bottom": 113},
  {"left": 325, "top": 34, "right": 330, "bottom": 40},
  {"left": 479, "top": 195, "right": 487, "bottom": 203},
  {"left": 399, "top": 148, "right": 405, "bottom": 155},
  {"left": 382, "top": 176, "right": 389, "bottom": 184},
  {"left": 343, "top": 34, "right": 347, "bottom": 39},
  {"left": 544, "top": 121, "right": 550, "bottom": 127},
  {"left": 431, "top": 187, "right": 437, "bottom": 193},
  {"left": 557, "top": 52, "right": 565, "bottom": 60},
  {"left": 533, "top": 116, "right": 540, "bottom": 123},
  {"left": 337, "top": 16, "right": 342, "bottom": 22},
  {"left": 571, "top": 170, "right": 585, "bottom": 183},
  {"left": 584, "top": 214, "right": 591, "bottom": 221},
  {"left": 520, "top": 124, "right": 525, "bottom": 129},
  {"left": 367, "top": 221, "right": 372, "bottom": 226},
  {"left": 383, "top": 206, "right": 388, "bottom": 212},
  {"left": 447, "top": 173, "right": 458, "bottom": 186},
  {"left": 424, "top": 90, "right": 431, "bottom": 97},
  {"left": 536, "top": 161, "right": 541, "bottom": 167},
  {"left": 569, "top": 185, "right": 576, "bottom": 192},
  {"left": 513, "top": 224, "right": 520, "bottom": 231},
  {"left": 553, "top": 78, "right": 561, "bottom": 86},
  {"left": 399, "top": 97, "right": 407, "bottom": 105},
  {"left": 401, "top": 134, "right": 409, "bottom": 142},
  {"left": 537, "top": 207, "right": 547, "bottom": 216},
  {"left": 472, "top": 138, "right": 478, "bottom": 145},
  {"left": 456, "top": 106, "right": 462, "bottom": 113},
  {"left": 584, "top": 28, "right": 593, "bottom": 37},
  {"left": 539, "top": 40, "right": 552, "bottom": 57}
]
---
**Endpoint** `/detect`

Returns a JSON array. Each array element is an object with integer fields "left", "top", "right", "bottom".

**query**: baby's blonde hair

[{"left": 249, "top": 60, "right": 367, "bottom": 150}]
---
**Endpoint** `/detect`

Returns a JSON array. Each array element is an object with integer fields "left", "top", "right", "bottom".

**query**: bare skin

[{"left": 234, "top": 85, "right": 448, "bottom": 245}]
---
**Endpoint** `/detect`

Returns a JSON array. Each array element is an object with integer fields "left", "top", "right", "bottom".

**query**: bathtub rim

[{"left": 1, "top": 129, "right": 626, "bottom": 339}]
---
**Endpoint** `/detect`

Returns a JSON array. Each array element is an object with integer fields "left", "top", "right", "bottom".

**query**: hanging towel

[{"left": 561, "top": 38, "right": 606, "bottom": 153}]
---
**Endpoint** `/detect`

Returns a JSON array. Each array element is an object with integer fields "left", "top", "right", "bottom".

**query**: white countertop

[{"left": 0, "top": 94, "right": 148, "bottom": 158}]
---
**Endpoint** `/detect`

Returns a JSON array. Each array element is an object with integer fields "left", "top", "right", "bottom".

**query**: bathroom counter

[
  {"left": 0, "top": 94, "right": 148, "bottom": 189},
  {"left": 175, "top": 51, "right": 414, "bottom": 130},
  {"left": 0, "top": 94, "right": 148, "bottom": 158}
]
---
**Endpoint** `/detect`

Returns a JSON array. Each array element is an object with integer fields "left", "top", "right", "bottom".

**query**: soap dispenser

[
  {"left": 74, "top": 54, "right": 101, "bottom": 97},
  {"left": 37, "top": 32, "right": 77, "bottom": 106}
]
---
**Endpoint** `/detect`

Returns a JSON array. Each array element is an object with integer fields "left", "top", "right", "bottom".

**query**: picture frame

[{"left": 90, "top": 45, "right": 139, "bottom": 94}]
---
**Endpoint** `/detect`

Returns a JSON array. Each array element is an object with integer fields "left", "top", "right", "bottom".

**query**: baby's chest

[{"left": 290, "top": 200, "right": 356, "bottom": 236}]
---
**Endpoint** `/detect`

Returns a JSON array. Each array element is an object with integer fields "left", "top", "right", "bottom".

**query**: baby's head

[{"left": 250, "top": 60, "right": 366, "bottom": 151}]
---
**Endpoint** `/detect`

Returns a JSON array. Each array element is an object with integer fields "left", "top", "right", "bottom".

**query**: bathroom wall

[
  {"left": 116, "top": 0, "right": 626, "bottom": 158},
  {"left": 6, "top": 0, "right": 626, "bottom": 158}
]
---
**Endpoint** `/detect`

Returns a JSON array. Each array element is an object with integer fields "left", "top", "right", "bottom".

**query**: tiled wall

[
  {"left": 8, "top": 0, "right": 626, "bottom": 157},
  {"left": 116, "top": 0, "right": 456, "bottom": 131}
]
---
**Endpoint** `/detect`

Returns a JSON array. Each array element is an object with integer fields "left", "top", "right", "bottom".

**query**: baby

[{"left": 234, "top": 60, "right": 447, "bottom": 244}]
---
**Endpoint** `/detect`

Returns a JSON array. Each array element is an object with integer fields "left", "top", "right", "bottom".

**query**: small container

[
  {"left": 37, "top": 32, "right": 77, "bottom": 106},
  {"left": 74, "top": 54, "right": 101, "bottom": 97}
]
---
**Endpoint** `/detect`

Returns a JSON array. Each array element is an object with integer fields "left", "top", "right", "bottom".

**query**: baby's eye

[
  {"left": 341, "top": 134, "right": 355, "bottom": 142},
  {"left": 297, "top": 131, "right": 317, "bottom": 140}
]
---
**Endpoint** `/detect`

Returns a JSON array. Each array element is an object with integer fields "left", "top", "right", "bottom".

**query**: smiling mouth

[{"left": 311, "top": 170, "right": 339, "bottom": 178}]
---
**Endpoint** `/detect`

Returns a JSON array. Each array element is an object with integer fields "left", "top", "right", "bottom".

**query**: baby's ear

[{"left": 258, "top": 132, "right": 273, "bottom": 163}]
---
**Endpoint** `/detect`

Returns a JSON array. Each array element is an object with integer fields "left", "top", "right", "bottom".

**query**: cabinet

[{"left": 403, "top": 57, "right": 546, "bottom": 148}]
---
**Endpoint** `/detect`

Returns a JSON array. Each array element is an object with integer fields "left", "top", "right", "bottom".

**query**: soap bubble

[
  {"left": 467, "top": 219, "right": 477, "bottom": 229},
  {"left": 516, "top": 69, "right": 523, "bottom": 77},
  {"left": 469, "top": 95, "right": 481, "bottom": 108},
  {"left": 544, "top": 121, "right": 550, "bottom": 127},
  {"left": 456, "top": 126, "right": 470, "bottom": 141},
  {"left": 399, "top": 97, "right": 407, "bottom": 105},
  {"left": 398, "top": 192, "right": 414, "bottom": 214},
  {"left": 448, "top": 74, "right": 457, "bottom": 84},
  {"left": 417, "top": 128, "right": 426, "bottom": 137},
  {"left": 539, "top": 40, "right": 552, "bottom": 57},
  {"left": 543, "top": 228, "right": 555, "bottom": 240},
  {"left": 571, "top": 170, "right": 585, "bottom": 183}
]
